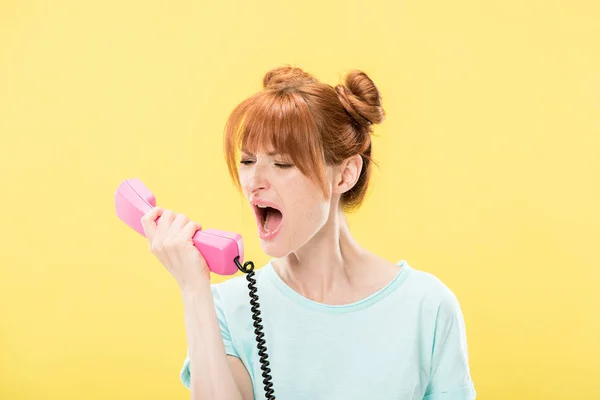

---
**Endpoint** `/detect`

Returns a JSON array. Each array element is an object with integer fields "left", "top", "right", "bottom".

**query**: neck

[{"left": 273, "top": 208, "right": 371, "bottom": 304}]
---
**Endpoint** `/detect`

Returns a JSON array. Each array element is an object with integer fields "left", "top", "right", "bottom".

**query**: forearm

[{"left": 181, "top": 282, "right": 244, "bottom": 400}]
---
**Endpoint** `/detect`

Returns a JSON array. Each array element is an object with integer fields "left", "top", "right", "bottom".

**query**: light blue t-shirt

[{"left": 180, "top": 260, "right": 476, "bottom": 400}]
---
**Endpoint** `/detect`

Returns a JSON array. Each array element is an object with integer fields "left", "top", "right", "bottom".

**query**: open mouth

[{"left": 254, "top": 204, "right": 284, "bottom": 234}]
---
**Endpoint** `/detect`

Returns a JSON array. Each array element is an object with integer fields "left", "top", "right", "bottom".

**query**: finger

[
  {"left": 157, "top": 209, "right": 175, "bottom": 230},
  {"left": 141, "top": 207, "right": 164, "bottom": 242},
  {"left": 151, "top": 209, "right": 176, "bottom": 266},
  {"left": 165, "top": 213, "right": 191, "bottom": 241},
  {"left": 172, "top": 221, "right": 203, "bottom": 265},
  {"left": 174, "top": 220, "right": 202, "bottom": 245},
  {"left": 155, "top": 209, "right": 176, "bottom": 242}
]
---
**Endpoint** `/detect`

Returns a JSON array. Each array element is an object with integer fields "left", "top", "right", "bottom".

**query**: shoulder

[{"left": 401, "top": 263, "right": 465, "bottom": 319}]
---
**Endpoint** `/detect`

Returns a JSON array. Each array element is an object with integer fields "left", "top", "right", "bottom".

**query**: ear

[{"left": 332, "top": 154, "right": 363, "bottom": 195}]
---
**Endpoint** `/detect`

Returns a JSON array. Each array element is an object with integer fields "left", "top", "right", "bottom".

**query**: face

[
  {"left": 238, "top": 148, "right": 332, "bottom": 257},
  {"left": 238, "top": 147, "right": 363, "bottom": 258}
]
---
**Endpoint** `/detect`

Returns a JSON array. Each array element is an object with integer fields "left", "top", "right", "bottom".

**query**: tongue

[{"left": 264, "top": 208, "right": 283, "bottom": 232}]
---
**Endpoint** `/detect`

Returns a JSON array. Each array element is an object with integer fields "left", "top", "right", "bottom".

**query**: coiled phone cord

[{"left": 234, "top": 256, "right": 276, "bottom": 400}]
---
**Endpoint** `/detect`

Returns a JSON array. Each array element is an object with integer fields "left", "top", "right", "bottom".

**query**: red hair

[{"left": 223, "top": 65, "right": 385, "bottom": 212}]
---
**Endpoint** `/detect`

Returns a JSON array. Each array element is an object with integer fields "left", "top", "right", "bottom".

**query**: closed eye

[
  {"left": 275, "top": 163, "right": 293, "bottom": 169},
  {"left": 240, "top": 160, "right": 293, "bottom": 169}
]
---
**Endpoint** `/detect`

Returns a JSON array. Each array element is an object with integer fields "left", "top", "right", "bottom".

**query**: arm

[
  {"left": 137, "top": 208, "right": 253, "bottom": 399},
  {"left": 423, "top": 289, "right": 477, "bottom": 400},
  {"left": 181, "top": 282, "right": 253, "bottom": 400}
]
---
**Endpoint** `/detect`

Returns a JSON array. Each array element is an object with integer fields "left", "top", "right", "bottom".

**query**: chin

[
  {"left": 254, "top": 212, "right": 325, "bottom": 259},
  {"left": 258, "top": 227, "right": 316, "bottom": 260},
  {"left": 259, "top": 240, "right": 292, "bottom": 259}
]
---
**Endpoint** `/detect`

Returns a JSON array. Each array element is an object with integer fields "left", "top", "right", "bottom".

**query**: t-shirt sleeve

[
  {"left": 180, "top": 285, "right": 239, "bottom": 390},
  {"left": 423, "top": 288, "right": 477, "bottom": 400}
]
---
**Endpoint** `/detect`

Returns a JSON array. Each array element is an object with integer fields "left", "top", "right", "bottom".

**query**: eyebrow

[{"left": 241, "top": 149, "right": 279, "bottom": 156}]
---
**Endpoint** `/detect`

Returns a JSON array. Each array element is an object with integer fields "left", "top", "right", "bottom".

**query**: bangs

[{"left": 224, "top": 89, "right": 328, "bottom": 196}]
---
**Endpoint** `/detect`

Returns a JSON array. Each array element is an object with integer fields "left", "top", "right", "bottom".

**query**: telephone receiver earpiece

[{"left": 114, "top": 178, "right": 242, "bottom": 275}]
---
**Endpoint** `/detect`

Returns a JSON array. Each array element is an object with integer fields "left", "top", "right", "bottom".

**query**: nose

[{"left": 244, "top": 163, "right": 270, "bottom": 194}]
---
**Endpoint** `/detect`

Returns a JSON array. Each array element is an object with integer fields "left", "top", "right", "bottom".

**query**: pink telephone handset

[{"left": 114, "top": 178, "right": 242, "bottom": 275}]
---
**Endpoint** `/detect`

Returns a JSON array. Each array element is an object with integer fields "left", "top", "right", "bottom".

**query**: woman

[{"left": 141, "top": 66, "right": 477, "bottom": 400}]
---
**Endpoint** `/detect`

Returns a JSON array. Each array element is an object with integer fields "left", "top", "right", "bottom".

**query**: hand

[{"left": 141, "top": 207, "right": 211, "bottom": 290}]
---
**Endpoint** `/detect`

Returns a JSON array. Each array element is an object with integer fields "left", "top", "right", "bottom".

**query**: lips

[{"left": 251, "top": 200, "right": 284, "bottom": 240}]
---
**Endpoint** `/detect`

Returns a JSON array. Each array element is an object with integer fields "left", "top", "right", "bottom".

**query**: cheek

[
  {"left": 280, "top": 173, "right": 330, "bottom": 230},
  {"left": 286, "top": 191, "right": 329, "bottom": 231}
]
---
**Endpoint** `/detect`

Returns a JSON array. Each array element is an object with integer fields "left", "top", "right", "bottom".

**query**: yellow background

[{"left": 1, "top": 0, "right": 598, "bottom": 398}]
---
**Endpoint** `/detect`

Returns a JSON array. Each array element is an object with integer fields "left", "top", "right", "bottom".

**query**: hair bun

[
  {"left": 335, "top": 70, "right": 385, "bottom": 129},
  {"left": 263, "top": 65, "right": 317, "bottom": 90}
]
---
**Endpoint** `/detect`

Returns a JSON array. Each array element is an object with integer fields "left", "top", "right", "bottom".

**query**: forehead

[
  {"left": 241, "top": 149, "right": 281, "bottom": 156},
  {"left": 240, "top": 141, "right": 286, "bottom": 156}
]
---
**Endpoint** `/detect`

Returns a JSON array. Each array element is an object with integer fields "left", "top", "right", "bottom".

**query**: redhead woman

[{"left": 141, "top": 66, "right": 476, "bottom": 400}]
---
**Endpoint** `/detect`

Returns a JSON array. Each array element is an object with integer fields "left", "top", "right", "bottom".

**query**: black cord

[{"left": 234, "top": 256, "right": 276, "bottom": 400}]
